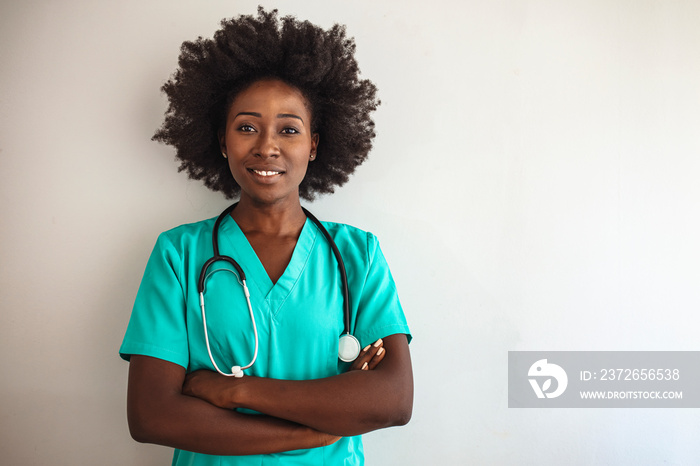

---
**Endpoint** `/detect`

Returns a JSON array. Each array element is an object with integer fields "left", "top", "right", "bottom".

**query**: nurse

[{"left": 120, "top": 8, "right": 413, "bottom": 465}]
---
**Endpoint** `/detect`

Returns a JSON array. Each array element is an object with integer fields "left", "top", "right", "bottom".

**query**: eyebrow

[
  {"left": 277, "top": 113, "right": 304, "bottom": 122},
  {"left": 234, "top": 112, "right": 304, "bottom": 123}
]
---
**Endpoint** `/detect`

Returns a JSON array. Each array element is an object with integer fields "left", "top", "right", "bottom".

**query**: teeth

[{"left": 252, "top": 170, "right": 281, "bottom": 176}]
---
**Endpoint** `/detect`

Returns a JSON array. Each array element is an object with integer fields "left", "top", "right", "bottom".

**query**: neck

[{"left": 231, "top": 195, "right": 307, "bottom": 236}]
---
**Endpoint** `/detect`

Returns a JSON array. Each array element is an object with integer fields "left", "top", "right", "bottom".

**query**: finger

[
  {"left": 366, "top": 345, "right": 386, "bottom": 370},
  {"left": 349, "top": 339, "right": 383, "bottom": 371},
  {"left": 349, "top": 344, "right": 373, "bottom": 371}
]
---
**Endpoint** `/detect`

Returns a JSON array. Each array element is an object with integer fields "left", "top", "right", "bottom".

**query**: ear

[
  {"left": 309, "top": 133, "right": 319, "bottom": 160},
  {"left": 218, "top": 129, "right": 227, "bottom": 155}
]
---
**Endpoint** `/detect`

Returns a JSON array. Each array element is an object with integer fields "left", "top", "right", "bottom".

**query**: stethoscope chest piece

[{"left": 338, "top": 333, "right": 361, "bottom": 362}]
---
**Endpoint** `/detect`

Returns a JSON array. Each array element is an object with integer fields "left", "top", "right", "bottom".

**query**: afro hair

[{"left": 152, "top": 7, "right": 380, "bottom": 200}]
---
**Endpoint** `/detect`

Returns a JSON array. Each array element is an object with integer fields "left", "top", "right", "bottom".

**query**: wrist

[
  {"left": 295, "top": 424, "right": 341, "bottom": 449},
  {"left": 228, "top": 375, "right": 252, "bottom": 409}
]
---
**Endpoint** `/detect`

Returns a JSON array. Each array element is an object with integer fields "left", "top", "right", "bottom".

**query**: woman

[{"left": 120, "top": 8, "right": 413, "bottom": 465}]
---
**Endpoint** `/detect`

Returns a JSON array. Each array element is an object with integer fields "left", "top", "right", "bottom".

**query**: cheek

[
  {"left": 224, "top": 158, "right": 246, "bottom": 185},
  {"left": 294, "top": 151, "right": 312, "bottom": 174}
]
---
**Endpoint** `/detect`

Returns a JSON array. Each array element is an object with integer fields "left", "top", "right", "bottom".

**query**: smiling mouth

[{"left": 249, "top": 169, "right": 283, "bottom": 177}]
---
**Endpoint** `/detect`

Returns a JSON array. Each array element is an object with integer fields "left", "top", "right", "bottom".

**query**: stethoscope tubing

[
  {"left": 198, "top": 203, "right": 355, "bottom": 377},
  {"left": 301, "top": 207, "right": 351, "bottom": 337},
  {"left": 199, "top": 276, "right": 258, "bottom": 377}
]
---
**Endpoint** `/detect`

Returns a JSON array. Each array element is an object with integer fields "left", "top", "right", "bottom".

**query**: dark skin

[
  {"left": 127, "top": 340, "right": 393, "bottom": 454},
  {"left": 230, "top": 209, "right": 302, "bottom": 284},
  {"left": 127, "top": 79, "right": 413, "bottom": 455},
  {"left": 224, "top": 80, "right": 318, "bottom": 284}
]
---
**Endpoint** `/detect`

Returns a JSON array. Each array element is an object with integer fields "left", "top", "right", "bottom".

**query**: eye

[
  {"left": 238, "top": 124, "right": 256, "bottom": 133},
  {"left": 281, "top": 127, "right": 300, "bottom": 135}
]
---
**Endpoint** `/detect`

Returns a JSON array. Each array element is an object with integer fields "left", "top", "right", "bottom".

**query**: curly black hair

[{"left": 152, "top": 7, "right": 380, "bottom": 200}]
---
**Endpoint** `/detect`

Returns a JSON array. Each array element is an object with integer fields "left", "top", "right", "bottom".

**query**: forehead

[{"left": 229, "top": 79, "right": 312, "bottom": 117}]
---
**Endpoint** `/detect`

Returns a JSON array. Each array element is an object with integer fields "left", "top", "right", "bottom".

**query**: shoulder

[
  {"left": 156, "top": 216, "right": 217, "bottom": 247},
  {"left": 317, "top": 220, "right": 381, "bottom": 265},
  {"left": 148, "top": 217, "right": 217, "bottom": 265}
]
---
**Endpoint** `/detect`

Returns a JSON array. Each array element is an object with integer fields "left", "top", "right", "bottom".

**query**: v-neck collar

[{"left": 218, "top": 214, "right": 318, "bottom": 313}]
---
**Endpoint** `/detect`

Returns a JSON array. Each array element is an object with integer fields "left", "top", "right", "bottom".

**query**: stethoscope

[{"left": 197, "top": 203, "right": 361, "bottom": 377}]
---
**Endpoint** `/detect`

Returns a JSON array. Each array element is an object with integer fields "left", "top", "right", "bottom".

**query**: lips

[
  {"left": 250, "top": 169, "right": 282, "bottom": 177},
  {"left": 246, "top": 166, "right": 285, "bottom": 183}
]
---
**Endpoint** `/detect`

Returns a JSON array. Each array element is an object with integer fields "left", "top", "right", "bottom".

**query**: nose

[{"left": 254, "top": 129, "right": 280, "bottom": 158}]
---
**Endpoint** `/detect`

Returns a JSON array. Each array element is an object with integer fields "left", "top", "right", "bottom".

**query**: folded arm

[
  {"left": 127, "top": 355, "right": 340, "bottom": 455},
  {"left": 184, "top": 333, "right": 413, "bottom": 437}
]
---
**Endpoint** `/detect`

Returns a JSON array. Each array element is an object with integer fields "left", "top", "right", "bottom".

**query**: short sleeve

[
  {"left": 119, "top": 233, "right": 190, "bottom": 368},
  {"left": 353, "top": 233, "right": 412, "bottom": 346}
]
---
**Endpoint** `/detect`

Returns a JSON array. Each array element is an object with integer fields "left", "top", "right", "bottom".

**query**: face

[{"left": 219, "top": 79, "right": 319, "bottom": 207}]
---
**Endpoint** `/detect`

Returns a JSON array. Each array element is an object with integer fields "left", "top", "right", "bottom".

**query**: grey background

[{"left": 2, "top": 0, "right": 700, "bottom": 464}]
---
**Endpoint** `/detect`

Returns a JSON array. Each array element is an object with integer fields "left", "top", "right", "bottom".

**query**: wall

[{"left": 1, "top": 0, "right": 699, "bottom": 464}]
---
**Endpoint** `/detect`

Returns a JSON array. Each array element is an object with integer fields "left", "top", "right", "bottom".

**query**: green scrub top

[{"left": 120, "top": 214, "right": 411, "bottom": 465}]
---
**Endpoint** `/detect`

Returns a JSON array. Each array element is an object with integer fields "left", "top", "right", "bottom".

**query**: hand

[
  {"left": 349, "top": 338, "right": 386, "bottom": 371},
  {"left": 317, "top": 430, "right": 342, "bottom": 447},
  {"left": 183, "top": 369, "right": 243, "bottom": 409}
]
